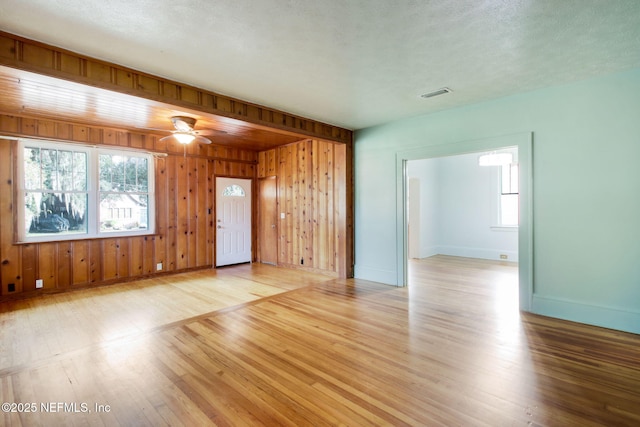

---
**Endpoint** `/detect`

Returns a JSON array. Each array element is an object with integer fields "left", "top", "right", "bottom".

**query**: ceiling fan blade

[
  {"left": 159, "top": 134, "right": 175, "bottom": 143},
  {"left": 194, "top": 135, "right": 212, "bottom": 145},
  {"left": 195, "top": 128, "right": 227, "bottom": 136}
]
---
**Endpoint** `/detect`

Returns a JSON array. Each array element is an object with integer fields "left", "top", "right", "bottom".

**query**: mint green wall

[{"left": 354, "top": 69, "right": 640, "bottom": 334}]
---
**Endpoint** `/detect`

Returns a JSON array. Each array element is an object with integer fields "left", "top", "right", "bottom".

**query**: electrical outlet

[
  {"left": 35, "top": 279, "right": 43, "bottom": 289},
  {"left": 156, "top": 262, "right": 163, "bottom": 271},
  {"left": 499, "top": 254, "right": 508, "bottom": 260}
]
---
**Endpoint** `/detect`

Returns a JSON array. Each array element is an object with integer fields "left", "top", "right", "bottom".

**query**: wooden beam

[{"left": 0, "top": 31, "right": 352, "bottom": 144}]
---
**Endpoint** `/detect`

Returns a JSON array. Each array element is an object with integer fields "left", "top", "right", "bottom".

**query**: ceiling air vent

[{"left": 420, "top": 87, "right": 452, "bottom": 99}]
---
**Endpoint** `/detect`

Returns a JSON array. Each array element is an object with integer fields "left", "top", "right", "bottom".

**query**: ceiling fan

[{"left": 159, "top": 116, "right": 214, "bottom": 145}]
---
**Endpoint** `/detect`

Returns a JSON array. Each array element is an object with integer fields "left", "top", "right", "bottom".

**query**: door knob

[{"left": 217, "top": 225, "right": 222, "bottom": 229}]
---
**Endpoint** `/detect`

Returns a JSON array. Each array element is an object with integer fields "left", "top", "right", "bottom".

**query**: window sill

[
  {"left": 490, "top": 225, "right": 518, "bottom": 232},
  {"left": 15, "top": 231, "right": 160, "bottom": 245}
]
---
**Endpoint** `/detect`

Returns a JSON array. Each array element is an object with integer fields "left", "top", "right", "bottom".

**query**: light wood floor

[{"left": 1, "top": 256, "right": 639, "bottom": 426}]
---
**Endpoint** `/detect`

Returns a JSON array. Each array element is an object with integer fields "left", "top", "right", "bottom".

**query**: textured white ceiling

[{"left": 1, "top": 0, "right": 640, "bottom": 130}]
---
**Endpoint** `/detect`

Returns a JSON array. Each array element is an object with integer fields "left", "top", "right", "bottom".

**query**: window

[
  {"left": 222, "top": 185, "right": 246, "bottom": 197},
  {"left": 18, "top": 139, "right": 154, "bottom": 242},
  {"left": 98, "top": 153, "right": 150, "bottom": 233},
  {"left": 500, "top": 163, "right": 519, "bottom": 226}
]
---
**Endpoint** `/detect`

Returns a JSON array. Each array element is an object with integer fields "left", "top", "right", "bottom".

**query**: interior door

[
  {"left": 216, "top": 177, "right": 252, "bottom": 267},
  {"left": 258, "top": 176, "right": 278, "bottom": 265}
]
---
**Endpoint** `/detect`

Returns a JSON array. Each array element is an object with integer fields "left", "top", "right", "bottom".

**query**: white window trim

[
  {"left": 16, "top": 139, "right": 155, "bottom": 243},
  {"left": 490, "top": 225, "right": 519, "bottom": 232},
  {"left": 489, "top": 160, "right": 520, "bottom": 230}
]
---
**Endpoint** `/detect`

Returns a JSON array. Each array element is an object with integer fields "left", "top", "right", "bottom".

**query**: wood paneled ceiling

[
  {"left": 0, "top": 32, "right": 352, "bottom": 151},
  {"left": 0, "top": 65, "right": 311, "bottom": 151}
]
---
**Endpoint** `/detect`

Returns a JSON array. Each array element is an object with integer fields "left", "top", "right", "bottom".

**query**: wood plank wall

[
  {"left": 258, "top": 139, "right": 352, "bottom": 278},
  {"left": 0, "top": 114, "right": 255, "bottom": 299}
]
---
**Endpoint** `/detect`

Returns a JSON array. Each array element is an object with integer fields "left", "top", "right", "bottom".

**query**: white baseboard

[
  {"left": 436, "top": 245, "right": 518, "bottom": 262},
  {"left": 532, "top": 294, "right": 640, "bottom": 335},
  {"left": 418, "top": 246, "right": 439, "bottom": 259},
  {"left": 354, "top": 265, "right": 397, "bottom": 286}
]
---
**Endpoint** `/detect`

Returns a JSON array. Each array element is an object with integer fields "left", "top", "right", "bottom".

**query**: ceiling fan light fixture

[{"left": 174, "top": 132, "right": 195, "bottom": 144}]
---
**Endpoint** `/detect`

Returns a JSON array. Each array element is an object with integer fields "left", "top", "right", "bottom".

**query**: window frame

[
  {"left": 222, "top": 184, "right": 246, "bottom": 197},
  {"left": 16, "top": 139, "right": 155, "bottom": 243},
  {"left": 498, "top": 162, "right": 519, "bottom": 227}
]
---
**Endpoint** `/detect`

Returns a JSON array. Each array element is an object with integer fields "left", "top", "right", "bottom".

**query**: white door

[{"left": 216, "top": 177, "right": 252, "bottom": 266}]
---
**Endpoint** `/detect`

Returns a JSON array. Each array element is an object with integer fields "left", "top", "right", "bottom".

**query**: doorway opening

[
  {"left": 396, "top": 132, "right": 533, "bottom": 311},
  {"left": 406, "top": 148, "right": 519, "bottom": 262},
  {"left": 406, "top": 148, "right": 520, "bottom": 312}
]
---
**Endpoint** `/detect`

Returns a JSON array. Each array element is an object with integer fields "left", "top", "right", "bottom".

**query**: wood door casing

[{"left": 258, "top": 176, "right": 278, "bottom": 265}]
